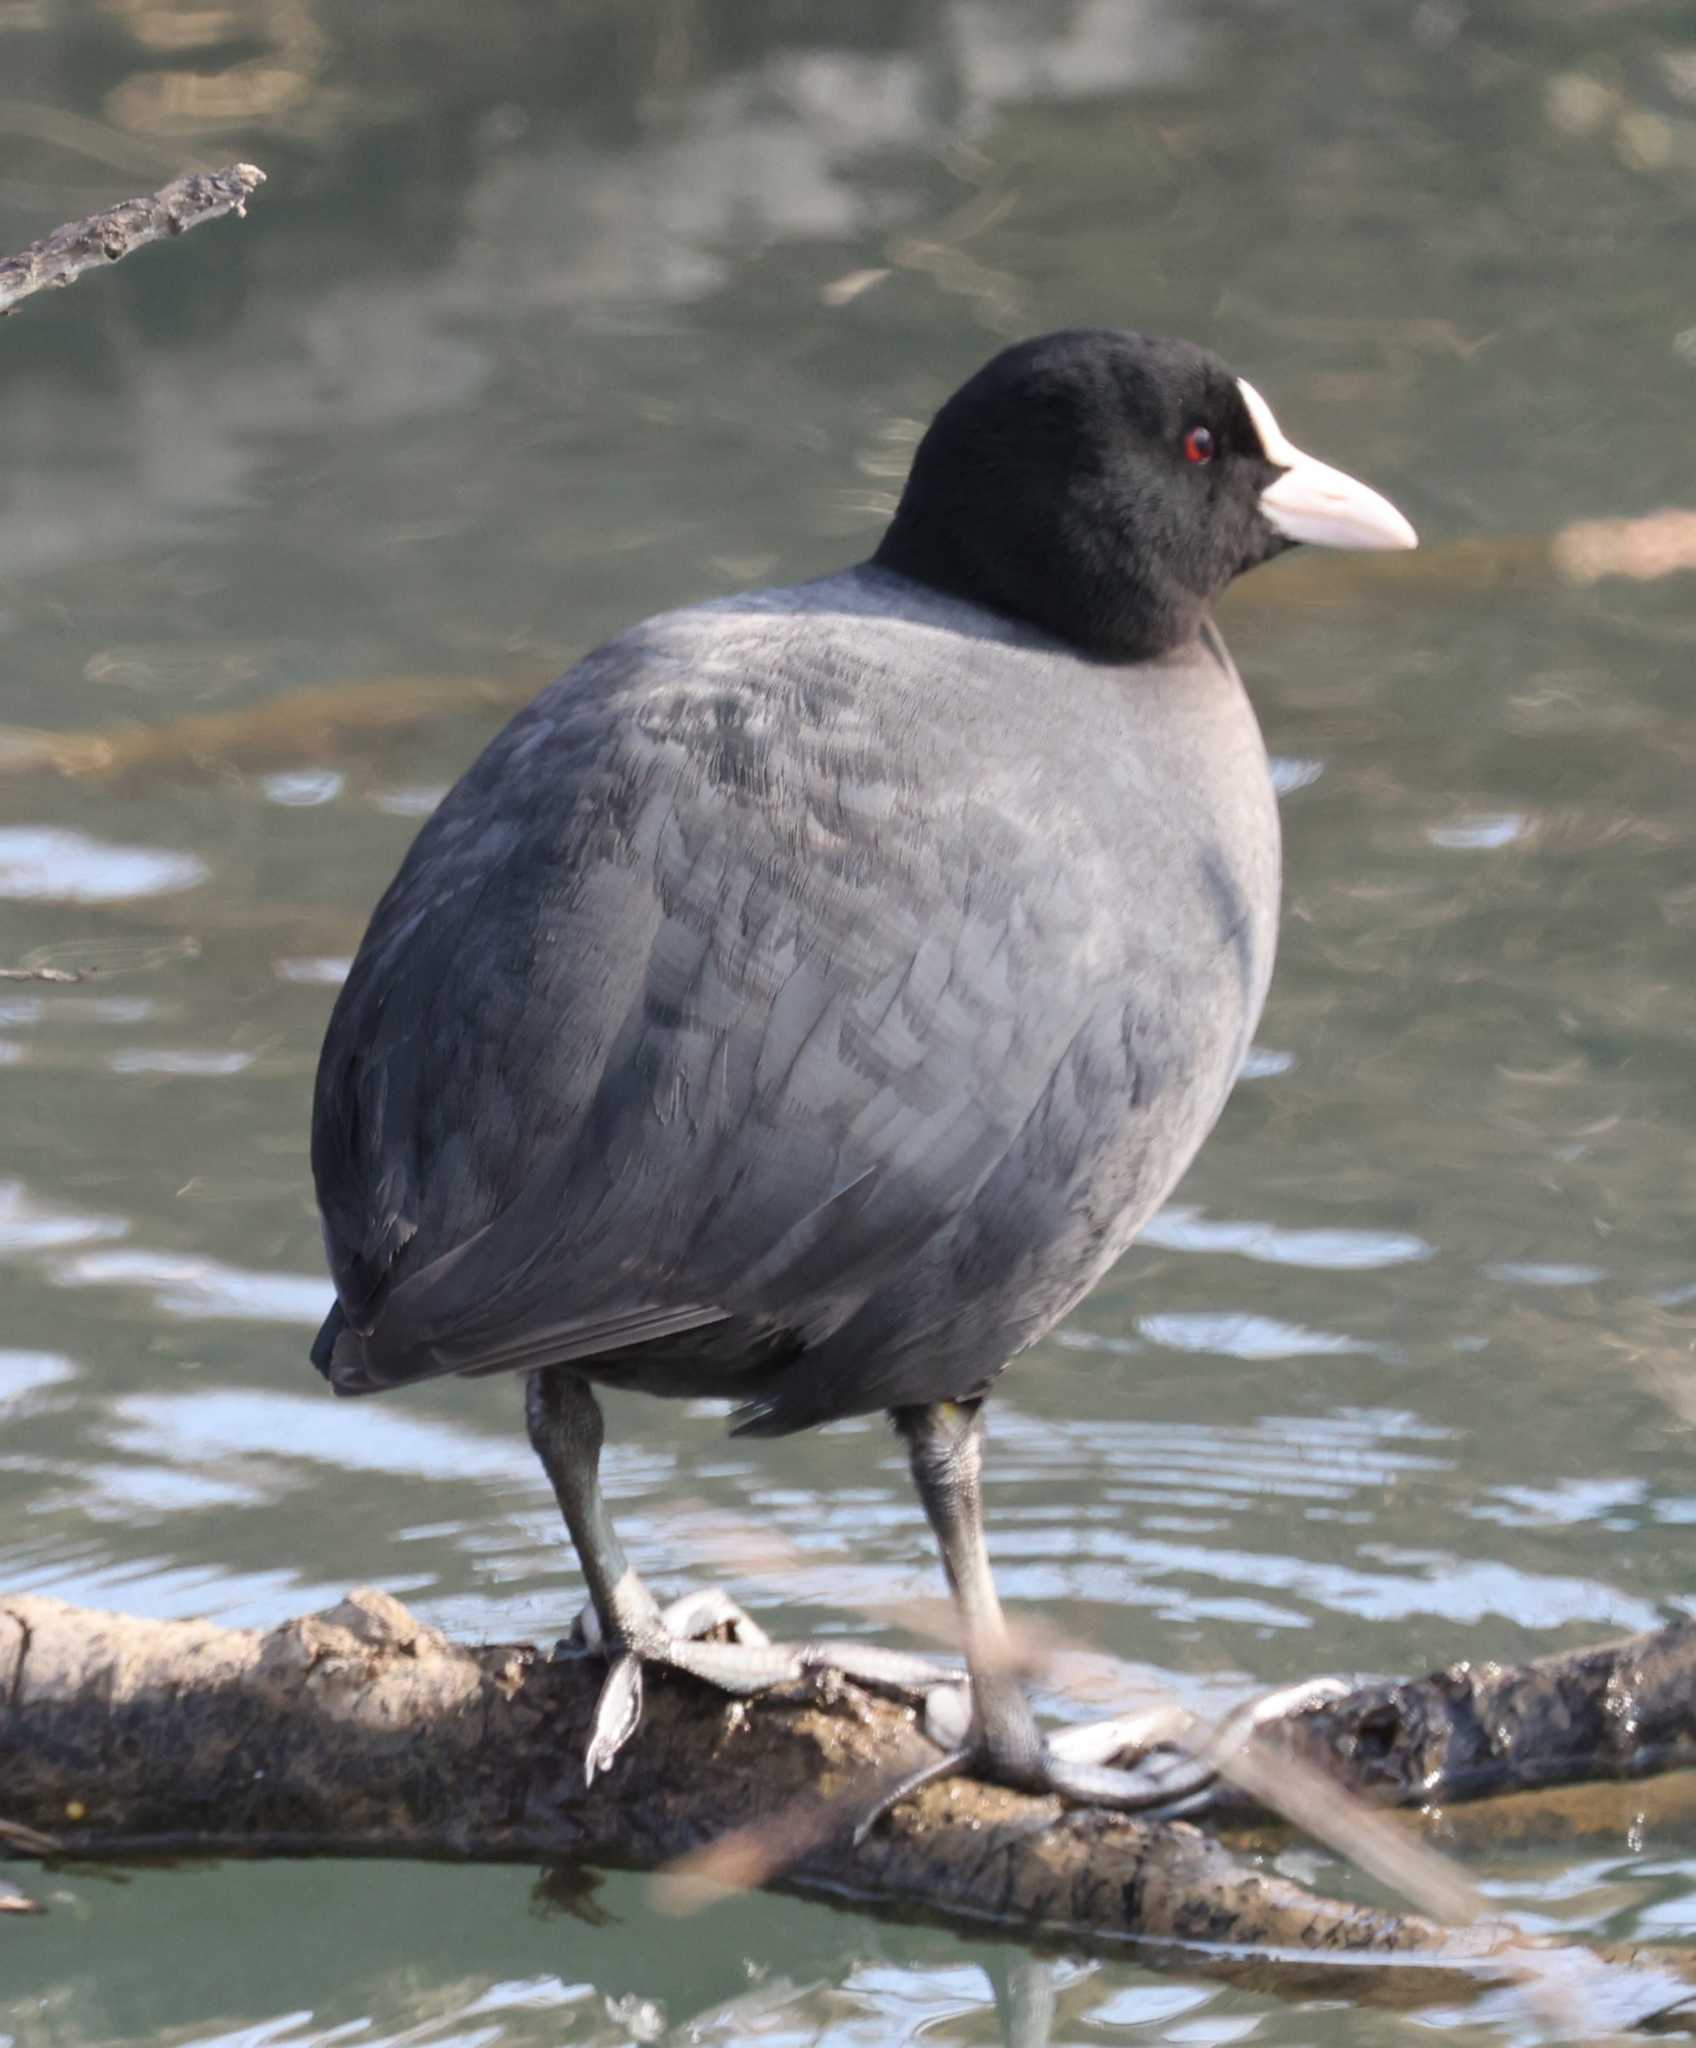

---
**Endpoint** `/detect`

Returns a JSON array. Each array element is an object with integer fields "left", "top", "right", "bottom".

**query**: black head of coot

[{"left": 874, "top": 328, "right": 1413, "bottom": 662}]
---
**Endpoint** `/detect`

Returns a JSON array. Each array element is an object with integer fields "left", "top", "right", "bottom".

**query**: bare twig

[{"left": 0, "top": 163, "right": 265, "bottom": 317}]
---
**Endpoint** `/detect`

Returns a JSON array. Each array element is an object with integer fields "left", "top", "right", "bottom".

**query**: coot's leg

[
  {"left": 884, "top": 1397, "right": 1300, "bottom": 1829},
  {"left": 525, "top": 1367, "right": 664, "bottom": 1643},
  {"left": 525, "top": 1368, "right": 951, "bottom": 1780},
  {"left": 895, "top": 1399, "right": 1049, "bottom": 1786}
]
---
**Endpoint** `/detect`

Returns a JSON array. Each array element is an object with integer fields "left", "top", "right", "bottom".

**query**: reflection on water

[
  {"left": 0, "top": 826, "right": 207, "bottom": 903},
  {"left": 12, "top": 1856, "right": 1696, "bottom": 2047},
  {"left": 0, "top": 1350, "right": 75, "bottom": 1405},
  {"left": 4, "top": 0, "right": 1696, "bottom": 2040},
  {"left": 1137, "top": 1204, "right": 1432, "bottom": 1271},
  {"left": 0, "top": 1181, "right": 128, "bottom": 1254},
  {"left": 51, "top": 1246, "right": 324, "bottom": 1320}
]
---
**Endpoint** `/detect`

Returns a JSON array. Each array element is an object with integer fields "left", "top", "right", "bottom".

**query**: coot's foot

[
  {"left": 854, "top": 1674, "right": 1352, "bottom": 1843},
  {"left": 561, "top": 1586, "right": 960, "bottom": 1782},
  {"left": 567, "top": 1587, "right": 791, "bottom": 1782}
]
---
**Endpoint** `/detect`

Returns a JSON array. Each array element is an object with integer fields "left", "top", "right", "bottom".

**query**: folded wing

[{"left": 311, "top": 605, "right": 1113, "bottom": 1398}]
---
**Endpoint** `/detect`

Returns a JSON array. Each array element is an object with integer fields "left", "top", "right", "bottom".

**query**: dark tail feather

[
  {"left": 311, "top": 1300, "right": 385, "bottom": 1393},
  {"left": 310, "top": 1301, "right": 344, "bottom": 1377}
]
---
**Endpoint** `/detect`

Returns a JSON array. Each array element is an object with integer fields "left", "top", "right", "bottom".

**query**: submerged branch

[
  {"left": 3, "top": 508, "right": 1691, "bottom": 800},
  {"left": 4, "top": 1590, "right": 1696, "bottom": 2014},
  {"left": 0, "top": 675, "right": 532, "bottom": 787},
  {"left": 0, "top": 164, "right": 265, "bottom": 317}
]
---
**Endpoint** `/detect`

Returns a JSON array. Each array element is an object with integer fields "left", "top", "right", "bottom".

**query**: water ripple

[
  {"left": 371, "top": 784, "right": 449, "bottom": 817},
  {"left": 1269, "top": 756, "right": 1324, "bottom": 796},
  {"left": 111, "top": 1387, "right": 550, "bottom": 1488},
  {"left": 1137, "top": 1311, "right": 1376, "bottom": 1360},
  {"left": 0, "top": 825, "right": 207, "bottom": 902},
  {"left": 0, "top": 1349, "right": 76, "bottom": 1405},
  {"left": 261, "top": 770, "right": 346, "bottom": 807},
  {"left": 998, "top": 1533, "right": 1665, "bottom": 1634},
  {"left": 110, "top": 1048, "right": 256, "bottom": 1077},
  {"left": 0, "top": 1179, "right": 128, "bottom": 1255},
  {"left": 274, "top": 957, "right": 353, "bottom": 986},
  {"left": 1486, "top": 1260, "right": 1607, "bottom": 1288},
  {"left": 1427, "top": 811, "right": 1526, "bottom": 850},
  {"left": 1140, "top": 1203, "right": 1433, "bottom": 1270},
  {"left": 52, "top": 1249, "right": 328, "bottom": 1323}
]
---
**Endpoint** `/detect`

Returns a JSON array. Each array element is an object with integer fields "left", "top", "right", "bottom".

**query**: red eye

[{"left": 1184, "top": 425, "right": 1215, "bottom": 465}]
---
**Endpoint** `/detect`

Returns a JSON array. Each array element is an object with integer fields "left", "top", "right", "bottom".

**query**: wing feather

[{"left": 310, "top": 586, "right": 1229, "bottom": 1404}]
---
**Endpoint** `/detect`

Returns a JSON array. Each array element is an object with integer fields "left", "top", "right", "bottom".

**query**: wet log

[
  {"left": 1254, "top": 1618, "right": 1696, "bottom": 1813},
  {"left": 0, "top": 164, "right": 265, "bottom": 318},
  {"left": 4, "top": 1590, "right": 1696, "bottom": 2018}
]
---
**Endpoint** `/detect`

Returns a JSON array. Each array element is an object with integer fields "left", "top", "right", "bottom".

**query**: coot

[{"left": 311, "top": 330, "right": 1415, "bottom": 1801}]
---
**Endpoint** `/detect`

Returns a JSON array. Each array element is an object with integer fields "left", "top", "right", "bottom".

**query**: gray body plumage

[{"left": 311, "top": 563, "right": 1280, "bottom": 1433}]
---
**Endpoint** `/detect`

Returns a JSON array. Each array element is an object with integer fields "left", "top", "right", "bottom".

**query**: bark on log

[
  {"left": 1255, "top": 1619, "right": 1696, "bottom": 1811},
  {"left": 0, "top": 164, "right": 265, "bottom": 317},
  {"left": 5, "top": 1590, "right": 1696, "bottom": 2020}
]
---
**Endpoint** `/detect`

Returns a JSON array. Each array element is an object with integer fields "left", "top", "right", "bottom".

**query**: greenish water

[{"left": 4, "top": 1, "right": 1696, "bottom": 2040}]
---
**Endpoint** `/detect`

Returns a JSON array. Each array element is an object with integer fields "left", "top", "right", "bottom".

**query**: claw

[
  {"left": 571, "top": 1587, "right": 802, "bottom": 1779},
  {"left": 585, "top": 1652, "right": 645, "bottom": 1782},
  {"left": 852, "top": 1747, "right": 972, "bottom": 1847}
]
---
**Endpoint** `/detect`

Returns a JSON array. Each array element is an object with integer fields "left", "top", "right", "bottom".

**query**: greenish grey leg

[
  {"left": 525, "top": 1368, "right": 954, "bottom": 1782},
  {"left": 525, "top": 1366, "right": 664, "bottom": 1643},
  {"left": 862, "top": 1397, "right": 1332, "bottom": 1835},
  {"left": 895, "top": 1399, "right": 1048, "bottom": 1785}
]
